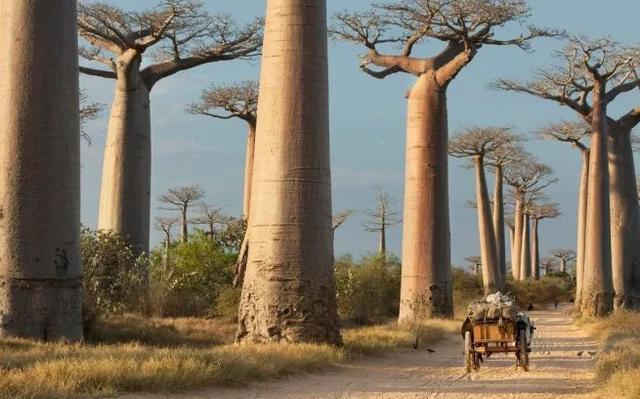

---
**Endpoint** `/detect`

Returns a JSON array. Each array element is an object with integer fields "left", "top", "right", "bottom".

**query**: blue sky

[{"left": 80, "top": 0, "right": 640, "bottom": 267}]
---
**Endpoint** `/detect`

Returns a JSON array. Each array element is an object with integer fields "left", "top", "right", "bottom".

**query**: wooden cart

[{"left": 464, "top": 318, "right": 530, "bottom": 372}]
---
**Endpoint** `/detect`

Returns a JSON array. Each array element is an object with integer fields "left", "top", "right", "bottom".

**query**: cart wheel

[
  {"left": 518, "top": 329, "right": 530, "bottom": 372},
  {"left": 464, "top": 331, "right": 474, "bottom": 372}
]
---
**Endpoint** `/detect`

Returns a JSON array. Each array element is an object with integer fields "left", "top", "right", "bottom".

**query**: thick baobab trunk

[
  {"left": 180, "top": 208, "right": 188, "bottom": 243},
  {"left": 98, "top": 64, "right": 151, "bottom": 253},
  {"left": 581, "top": 90, "right": 613, "bottom": 317},
  {"left": 0, "top": 0, "right": 83, "bottom": 341},
  {"left": 399, "top": 73, "right": 452, "bottom": 321},
  {"left": 512, "top": 196, "right": 525, "bottom": 280},
  {"left": 236, "top": 0, "right": 341, "bottom": 344},
  {"left": 575, "top": 149, "right": 589, "bottom": 308},
  {"left": 531, "top": 218, "right": 540, "bottom": 280},
  {"left": 608, "top": 127, "right": 640, "bottom": 309},
  {"left": 474, "top": 157, "right": 501, "bottom": 294},
  {"left": 242, "top": 123, "right": 257, "bottom": 218},
  {"left": 492, "top": 166, "right": 506, "bottom": 280},
  {"left": 508, "top": 224, "right": 515, "bottom": 276},
  {"left": 519, "top": 214, "right": 531, "bottom": 280}
]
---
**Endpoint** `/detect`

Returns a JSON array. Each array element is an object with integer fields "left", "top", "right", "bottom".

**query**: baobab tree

[
  {"left": 495, "top": 36, "right": 640, "bottom": 314},
  {"left": 529, "top": 203, "right": 561, "bottom": 279},
  {"left": 188, "top": 81, "right": 259, "bottom": 218},
  {"left": 332, "top": 0, "right": 556, "bottom": 320},
  {"left": 504, "top": 160, "right": 556, "bottom": 281},
  {"left": 191, "top": 203, "right": 227, "bottom": 239},
  {"left": 540, "top": 257, "right": 556, "bottom": 276},
  {"left": 551, "top": 249, "right": 577, "bottom": 274},
  {"left": 79, "top": 90, "right": 103, "bottom": 144},
  {"left": 449, "top": 126, "right": 516, "bottom": 292},
  {"left": 363, "top": 191, "right": 401, "bottom": 257},
  {"left": 537, "top": 121, "right": 590, "bottom": 303},
  {"left": 465, "top": 256, "right": 482, "bottom": 275},
  {"left": 78, "top": 1, "right": 262, "bottom": 252},
  {"left": 154, "top": 216, "right": 179, "bottom": 267},
  {"left": 236, "top": 0, "right": 341, "bottom": 344},
  {"left": 0, "top": 1, "right": 83, "bottom": 340},
  {"left": 505, "top": 216, "right": 516, "bottom": 276},
  {"left": 333, "top": 210, "right": 356, "bottom": 232},
  {"left": 487, "top": 141, "right": 525, "bottom": 279},
  {"left": 158, "top": 185, "right": 205, "bottom": 243}
]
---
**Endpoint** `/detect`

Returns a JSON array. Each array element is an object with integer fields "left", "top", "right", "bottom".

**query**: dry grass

[
  {"left": 0, "top": 316, "right": 458, "bottom": 399},
  {"left": 580, "top": 311, "right": 640, "bottom": 399}
]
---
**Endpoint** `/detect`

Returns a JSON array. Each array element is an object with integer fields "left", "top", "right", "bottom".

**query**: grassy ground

[
  {"left": 0, "top": 316, "right": 458, "bottom": 399},
  {"left": 579, "top": 311, "right": 640, "bottom": 399}
]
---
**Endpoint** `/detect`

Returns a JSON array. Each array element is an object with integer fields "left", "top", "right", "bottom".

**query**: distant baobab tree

[
  {"left": 551, "top": 249, "right": 577, "bottom": 274},
  {"left": 0, "top": 1, "right": 83, "bottom": 340},
  {"left": 158, "top": 185, "right": 205, "bottom": 244},
  {"left": 236, "top": 0, "right": 341, "bottom": 345},
  {"left": 333, "top": 209, "right": 356, "bottom": 232},
  {"left": 363, "top": 191, "right": 401, "bottom": 257},
  {"left": 464, "top": 256, "right": 482, "bottom": 275},
  {"left": 540, "top": 257, "right": 556, "bottom": 276},
  {"left": 79, "top": 90, "right": 103, "bottom": 144},
  {"left": 450, "top": 126, "right": 518, "bottom": 293},
  {"left": 495, "top": 36, "right": 640, "bottom": 314},
  {"left": 154, "top": 216, "right": 179, "bottom": 268},
  {"left": 78, "top": 0, "right": 263, "bottom": 253},
  {"left": 537, "top": 121, "right": 590, "bottom": 303},
  {"left": 331, "top": 0, "right": 557, "bottom": 320},
  {"left": 191, "top": 203, "right": 227, "bottom": 239},
  {"left": 529, "top": 203, "right": 561, "bottom": 279},
  {"left": 188, "top": 81, "right": 259, "bottom": 218}
]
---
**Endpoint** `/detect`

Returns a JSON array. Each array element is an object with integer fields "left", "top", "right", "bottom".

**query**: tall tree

[
  {"left": 449, "top": 126, "right": 516, "bottom": 293},
  {"left": 236, "top": 0, "right": 341, "bottom": 344},
  {"left": 363, "top": 190, "right": 401, "bottom": 256},
  {"left": 504, "top": 160, "right": 557, "bottom": 281},
  {"left": 188, "top": 81, "right": 259, "bottom": 218},
  {"left": 78, "top": 1, "right": 262, "bottom": 252},
  {"left": 465, "top": 256, "right": 482, "bottom": 275},
  {"left": 154, "top": 216, "right": 179, "bottom": 268},
  {"left": 191, "top": 203, "right": 227, "bottom": 239},
  {"left": 495, "top": 37, "right": 640, "bottom": 314},
  {"left": 537, "top": 121, "right": 590, "bottom": 303},
  {"left": 551, "top": 249, "right": 577, "bottom": 274},
  {"left": 540, "top": 257, "right": 557, "bottom": 276},
  {"left": 79, "top": 90, "right": 103, "bottom": 144},
  {"left": 486, "top": 142, "right": 525, "bottom": 281},
  {"left": 158, "top": 185, "right": 205, "bottom": 243},
  {"left": 0, "top": 0, "right": 83, "bottom": 341},
  {"left": 529, "top": 203, "right": 560, "bottom": 279},
  {"left": 332, "top": 0, "right": 556, "bottom": 320},
  {"left": 505, "top": 216, "right": 516, "bottom": 276}
]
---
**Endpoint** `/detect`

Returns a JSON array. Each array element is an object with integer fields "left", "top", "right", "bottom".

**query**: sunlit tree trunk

[
  {"left": 236, "top": 0, "right": 341, "bottom": 344},
  {"left": 581, "top": 87, "right": 613, "bottom": 317},
  {"left": 512, "top": 195, "right": 525, "bottom": 279},
  {"left": 508, "top": 223, "right": 515, "bottom": 277},
  {"left": 608, "top": 125, "right": 640, "bottom": 310},
  {"left": 575, "top": 149, "right": 589, "bottom": 308},
  {"left": 474, "top": 157, "right": 501, "bottom": 293},
  {"left": 243, "top": 123, "right": 257, "bottom": 218},
  {"left": 399, "top": 73, "right": 452, "bottom": 321},
  {"left": 531, "top": 218, "right": 540, "bottom": 280},
  {"left": 98, "top": 61, "right": 151, "bottom": 253},
  {"left": 492, "top": 165, "right": 506, "bottom": 280},
  {"left": 0, "top": 0, "right": 83, "bottom": 341},
  {"left": 519, "top": 214, "right": 531, "bottom": 280}
]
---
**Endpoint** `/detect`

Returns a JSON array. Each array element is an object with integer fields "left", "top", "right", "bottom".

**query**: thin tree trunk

[
  {"left": 520, "top": 214, "right": 531, "bottom": 280},
  {"left": 575, "top": 149, "right": 590, "bottom": 308},
  {"left": 98, "top": 64, "right": 151, "bottom": 253},
  {"left": 163, "top": 235, "right": 171, "bottom": 269},
  {"left": 474, "top": 157, "right": 501, "bottom": 294},
  {"left": 399, "top": 72, "right": 452, "bottom": 321},
  {"left": 236, "top": 0, "right": 340, "bottom": 344},
  {"left": 243, "top": 122, "right": 257, "bottom": 219},
  {"left": 560, "top": 258, "right": 567, "bottom": 273},
  {"left": 508, "top": 224, "right": 515, "bottom": 277},
  {"left": 181, "top": 207, "right": 188, "bottom": 244},
  {"left": 0, "top": 0, "right": 83, "bottom": 341},
  {"left": 608, "top": 126, "right": 640, "bottom": 310},
  {"left": 492, "top": 165, "right": 506, "bottom": 281},
  {"left": 379, "top": 224, "right": 386, "bottom": 256},
  {"left": 531, "top": 218, "right": 540, "bottom": 280},
  {"left": 512, "top": 196, "right": 525, "bottom": 280},
  {"left": 581, "top": 87, "right": 613, "bottom": 317}
]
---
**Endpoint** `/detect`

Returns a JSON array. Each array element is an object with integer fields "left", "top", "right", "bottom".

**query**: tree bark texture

[
  {"left": 243, "top": 123, "right": 257, "bottom": 219},
  {"left": 236, "top": 0, "right": 341, "bottom": 344},
  {"left": 512, "top": 196, "right": 525, "bottom": 280},
  {"left": 399, "top": 73, "right": 452, "bottom": 321},
  {"left": 531, "top": 218, "right": 540, "bottom": 280},
  {"left": 474, "top": 157, "right": 501, "bottom": 294},
  {"left": 0, "top": 0, "right": 83, "bottom": 341},
  {"left": 581, "top": 88, "right": 613, "bottom": 317},
  {"left": 608, "top": 126, "right": 640, "bottom": 309},
  {"left": 492, "top": 166, "right": 506, "bottom": 280},
  {"left": 519, "top": 214, "right": 531, "bottom": 280},
  {"left": 575, "top": 149, "right": 589, "bottom": 308},
  {"left": 97, "top": 64, "right": 151, "bottom": 253}
]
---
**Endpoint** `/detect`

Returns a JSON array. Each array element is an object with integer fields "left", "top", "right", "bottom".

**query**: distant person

[{"left": 527, "top": 303, "right": 534, "bottom": 311}]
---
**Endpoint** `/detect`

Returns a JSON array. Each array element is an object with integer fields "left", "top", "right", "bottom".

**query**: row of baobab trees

[{"left": 0, "top": 0, "right": 638, "bottom": 345}]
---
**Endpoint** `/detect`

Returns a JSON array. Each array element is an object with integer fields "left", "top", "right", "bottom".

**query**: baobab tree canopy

[{"left": 188, "top": 81, "right": 258, "bottom": 125}]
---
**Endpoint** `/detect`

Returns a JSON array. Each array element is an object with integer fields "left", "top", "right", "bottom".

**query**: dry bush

[{"left": 452, "top": 268, "right": 484, "bottom": 317}]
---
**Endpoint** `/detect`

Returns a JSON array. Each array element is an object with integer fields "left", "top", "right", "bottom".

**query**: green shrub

[
  {"left": 452, "top": 268, "right": 484, "bottom": 317},
  {"left": 506, "top": 275, "right": 573, "bottom": 308},
  {"left": 335, "top": 254, "right": 401, "bottom": 323}
]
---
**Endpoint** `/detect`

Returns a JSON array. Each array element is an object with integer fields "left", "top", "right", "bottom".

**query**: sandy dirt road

[{"left": 128, "top": 306, "right": 598, "bottom": 399}]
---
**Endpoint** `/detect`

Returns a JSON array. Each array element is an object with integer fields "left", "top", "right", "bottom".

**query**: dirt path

[{"left": 129, "top": 306, "right": 598, "bottom": 399}]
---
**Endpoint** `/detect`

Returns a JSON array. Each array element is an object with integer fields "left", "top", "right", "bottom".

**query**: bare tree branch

[{"left": 187, "top": 80, "right": 258, "bottom": 125}]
